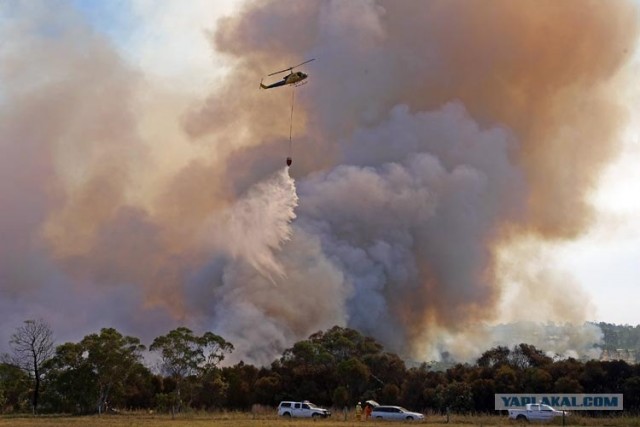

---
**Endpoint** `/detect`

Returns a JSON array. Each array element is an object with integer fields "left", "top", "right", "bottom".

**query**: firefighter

[
  {"left": 364, "top": 402, "right": 372, "bottom": 421},
  {"left": 355, "top": 402, "right": 363, "bottom": 421}
]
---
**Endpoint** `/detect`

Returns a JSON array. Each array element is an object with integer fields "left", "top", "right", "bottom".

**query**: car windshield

[
  {"left": 398, "top": 407, "right": 410, "bottom": 412},
  {"left": 306, "top": 402, "right": 320, "bottom": 409}
]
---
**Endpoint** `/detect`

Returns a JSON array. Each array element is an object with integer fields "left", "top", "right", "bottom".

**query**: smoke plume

[{"left": 0, "top": 0, "right": 637, "bottom": 364}]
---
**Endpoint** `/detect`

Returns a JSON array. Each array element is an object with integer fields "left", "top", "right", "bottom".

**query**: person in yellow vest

[{"left": 355, "top": 402, "right": 363, "bottom": 421}]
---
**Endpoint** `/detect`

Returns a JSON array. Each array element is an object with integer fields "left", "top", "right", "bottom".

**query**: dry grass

[{"left": 1, "top": 412, "right": 639, "bottom": 427}]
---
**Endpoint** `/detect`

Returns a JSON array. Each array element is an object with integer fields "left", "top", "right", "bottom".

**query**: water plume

[{"left": 204, "top": 167, "right": 297, "bottom": 281}]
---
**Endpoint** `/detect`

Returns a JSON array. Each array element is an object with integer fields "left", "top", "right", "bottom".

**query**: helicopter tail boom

[{"left": 260, "top": 79, "right": 287, "bottom": 90}]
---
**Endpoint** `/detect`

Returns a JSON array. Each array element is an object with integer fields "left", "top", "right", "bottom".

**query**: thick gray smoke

[
  {"left": 294, "top": 103, "right": 524, "bottom": 352},
  {"left": 1, "top": 1, "right": 637, "bottom": 364},
  {"left": 193, "top": 0, "right": 637, "bottom": 363}
]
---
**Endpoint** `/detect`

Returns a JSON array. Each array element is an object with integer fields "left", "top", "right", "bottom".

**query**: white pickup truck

[
  {"left": 277, "top": 400, "right": 331, "bottom": 418},
  {"left": 508, "top": 403, "right": 567, "bottom": 422}
]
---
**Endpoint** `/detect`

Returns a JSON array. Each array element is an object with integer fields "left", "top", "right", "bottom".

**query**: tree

[
  {"left": 510, "top": 344, "right": 552, "bottom": 369},
  {"left": 223, "top": 362, "right": 258, "bottom": 409},
  {"left": 337, "top": 357, "right": 370, "bottom": 399},
  {"left": 4, "top": 319, "right": 54, "bottom": 413},
  {"left": 276, "top": 327, "right": 389, "bottom": 405},
  {"left": 440, "top": 381, "right": 473, "bottom": 413},
  {"left": 494, "top": 365, "right": 519, "bottom": 393},
  {"left": 379, "top": 383, "right": 400, "bottom": 405},
  {"left": 399, "top": 364, "right": 430, "bottom": 410},
  {"left": 193, "top": 369, "right": 228, "bottom": 410},
  {"left": 332, "top": 385, "right": 349, "bottom": 408},
  {"left": 44, "top": 329, "right": 146, "bottom": 413},
  {"left": 363, "top": 352, "right": 406, "bottom": 388},
  {"left": 254, "top": 374, "right": 282, "bottom": 405},
  {"left": 522, "top": 367, "right": 553, "bottom": 393},
  {"left": 279, "top": 340, "right": 337, "bottom": 404},
  {"left": 308, "top": 326, "right": 383, "bottom": 362},
  {"left": 150, "top": 327, "right": 233, "bottom": 415},
  {"left": 477, "top": 346, "right": 510, "bottom": 368},
  {"left": 470, "top": 378, "right": 496, "bottom": 413},
  {"left": 580, "top": 360, "right": 607, "bottom": 392},
  {"left": 0, "top": 363, "right": 30, "bottom": 413},
  {"left": 554, "top": 376, "right": 583, "bottom": 393},
  {"left": 81, "top": 328, "right": 146, "bottom": 414},
  {"left": 622, "top": 376, "right": 640, "bottom": 412},
  {"left": 121, "top": 363, "right": 157, "bottom": 410},
  {"left": 43, "top": 342, "right": 97, "bottom": 413}
]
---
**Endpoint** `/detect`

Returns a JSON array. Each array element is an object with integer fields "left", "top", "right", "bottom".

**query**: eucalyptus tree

[
  {"left": 81, "top": 328, "right": 146, "bottom": 413},
  {"left": 150, "top": 327, "right": 233, "bottom": 415},
  {"left": 45, "top": 328, "right": 146, "bottom": 414},
  {"left": 44, "top": 342, "right": 96, "bottom": 413}
]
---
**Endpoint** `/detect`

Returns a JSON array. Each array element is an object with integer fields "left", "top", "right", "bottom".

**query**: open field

[{"left": 2, "top": 413, "right": 640, "bottom": 427}]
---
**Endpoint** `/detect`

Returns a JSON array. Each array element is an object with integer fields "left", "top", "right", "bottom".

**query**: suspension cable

[{"left": 289, "top": 86, "right": 295, "bottom": 161}]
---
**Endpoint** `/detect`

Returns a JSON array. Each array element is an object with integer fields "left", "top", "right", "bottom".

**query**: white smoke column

[
  {"left": 490, "top": 322, "right": 604, "bottom": 361},
  {"left": 205, "top": 168, "right": 297, "bottom": 281},
  {"left": 422, "top": 322, "right": 604, "bottom": 363},
  {"left": 198, "top": 169, "right": 349, "bottom": 365},
  {"left": 209, "top": 227, "right": 350, "bottom": 365}
]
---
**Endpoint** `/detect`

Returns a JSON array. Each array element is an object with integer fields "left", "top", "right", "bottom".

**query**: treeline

[{"left": 2, "top": 321, "right": 640, "bottom": 415}]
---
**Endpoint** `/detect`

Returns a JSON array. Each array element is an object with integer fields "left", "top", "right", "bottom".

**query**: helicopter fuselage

[
  {"left": 261, "top": 71, "right": 308, "bottom": 90},
  {"left": 284, "top": 71, "right": 308, "bottom": 85}
]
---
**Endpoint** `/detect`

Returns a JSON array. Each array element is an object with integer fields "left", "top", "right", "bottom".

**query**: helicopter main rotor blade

[
  {"left": 268, "top": 67, "right": 293, "bottom": 76},
  {"left": 266, "top": 58, "right": 316, "bottom": 76},
  {"left": 291, "top": 58, "right": 315, "bottom": 69}
]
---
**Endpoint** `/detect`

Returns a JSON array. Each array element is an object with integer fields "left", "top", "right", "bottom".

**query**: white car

[
  {"left": 370, "top": 405, "right": 424, "bottom": 421},
  {"left": 277, "top": 400, "right": 331, "bottom": 418}
]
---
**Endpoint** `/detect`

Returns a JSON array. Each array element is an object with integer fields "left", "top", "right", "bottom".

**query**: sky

[
  {"left": 1, "top": 0, "right": 639, "bottom": 364},
  {"left": 552, "top": 131, "right": 640, "bottom": 325}
]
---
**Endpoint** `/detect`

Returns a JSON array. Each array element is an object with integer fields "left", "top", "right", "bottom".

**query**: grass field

[{"left": 1, "top": 412, "right": 640, "bottom": 427}]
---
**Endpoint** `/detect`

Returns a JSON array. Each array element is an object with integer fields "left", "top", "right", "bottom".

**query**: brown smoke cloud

[
  {"left": 381, "top": 1, "right": 637, "bottom": 238},
  {"left": 197, "top": 0, "right": 638, "bottom": 234},
  {"left": 0, "top": 0, "right": 637, "bottom": 363},
  {"left": 194, "top": 0, "right": 638, "bottom": 359}
]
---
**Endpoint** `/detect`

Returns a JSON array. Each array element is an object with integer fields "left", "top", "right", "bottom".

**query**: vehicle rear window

[{"left": 280, "top": 402, "right": 291, "bottom": 408}]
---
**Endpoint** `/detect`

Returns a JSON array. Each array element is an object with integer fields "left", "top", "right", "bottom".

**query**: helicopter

[{"left": 260, "top": 58, "right": 315, "bottom": 89}]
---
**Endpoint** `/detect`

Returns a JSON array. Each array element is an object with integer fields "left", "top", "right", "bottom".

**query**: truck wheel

[
  {"left": 312, "top": 413, "right": 319, "bottom": 418},
  {"left": 406, "top": 416, "right": 414, "bottom": 420},
  {"left": 283, "top": 412, "right": 291, "bottom": 418},
  {"left": 516, "top": 414, "right": 528, "bottom": 422}
]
